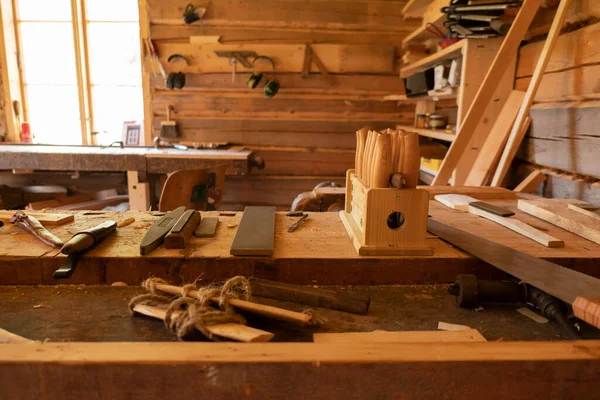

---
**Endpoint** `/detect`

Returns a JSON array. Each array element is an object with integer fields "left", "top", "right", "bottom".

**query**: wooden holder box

[{"left": 339, "top": 170, "right": 433, "bottom": 256}]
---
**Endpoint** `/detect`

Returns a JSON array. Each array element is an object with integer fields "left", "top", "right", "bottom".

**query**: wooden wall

[
  {"left": 143, "top": 0, "right": 416, "bottom": 209},
  {"left": 511, "top": 2, "right": 600, "bottom": 202}
]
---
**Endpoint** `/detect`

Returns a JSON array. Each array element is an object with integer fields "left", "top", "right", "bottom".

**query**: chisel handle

[
  {"left": 401, "top": 132, "right": 420, "bottom": 189},
  {"left": 372, "top": 133, "right": 392, "bottom": 188}
]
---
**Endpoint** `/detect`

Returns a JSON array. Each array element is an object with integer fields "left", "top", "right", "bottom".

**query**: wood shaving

[
  {"left": 117, "top": 217, "right": 135, "bottom": 228},
  {"left": 227, "top": 223, "right": 238, "bottom": 228},
  {"left": 33, "top": 304, "right": 43, "bottom": 309}
]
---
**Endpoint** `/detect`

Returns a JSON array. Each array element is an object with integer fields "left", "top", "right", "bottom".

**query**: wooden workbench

[
  {"left": 0, "top": 144, "right": 254, "bottom": 210},
  {"left": 1, "top": 197, "right": 600, "bottom": 285}
]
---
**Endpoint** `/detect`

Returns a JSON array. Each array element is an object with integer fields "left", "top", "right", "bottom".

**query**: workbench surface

[
  {"left": 2, "top": 284, "right": 590, "bottom": 343},
  {"left": 0, "top": 144, "right": 252, "bottom": 175},
  {"left": 1, "top": 198, "right": 599, "bottom": 285}
]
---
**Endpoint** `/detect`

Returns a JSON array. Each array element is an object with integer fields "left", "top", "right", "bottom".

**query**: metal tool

[
  {"left": 140, "top": 206, "right": 186, "bottom": 255},
  {"left": 214, "top": 51, "right": 257, "bottom": 83},
  {"left": 54, "top": 220, "right": 117, "bottom": 279},
  {"left": 154, "top": 137, "right": 188, "bottom": 150},
  {"left": 10, "top": 211, "right": 63, "bottom": 248},
  {"left": 449, "top": 274, "right": 581, "bottom": 340},
  {"left": 286, "top": 211, "right": 304, "bottom": 217},
  {"left": 443, "top": 2, "right": 522, "bottom": 14},
  {"left": 288, "top": 214, "right": 309, "bottom": 232}
]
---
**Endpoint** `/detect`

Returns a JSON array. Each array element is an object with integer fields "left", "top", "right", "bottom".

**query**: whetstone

[
  {"left": 194, "top": 216, "right": 219, "bottom": 237},
  {"left": 165, "top": 210, "right": 201, "bottom": 249},
  {"left": 230, "top": 206, "right": 275, "bottom": 256}
]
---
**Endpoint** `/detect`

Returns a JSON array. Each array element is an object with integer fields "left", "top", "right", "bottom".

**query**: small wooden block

[
  {"left": 573, "top": 296, "right": 600, "bottom": 330},
  {"left": 469, "top": 201, "right": 515, "bottom": 217},
  {"left": 164, "top": 210, "right": 201, "bottom": 249},
  {"left": 194, "top": 216, "right": 219, "bottom": 237},
  {"left": 0, "top": 210, "right": 74, "bottom": 226},
  {"left": 230, "top": 206, "right": 276, "bottom": 256},
  {"left": 567, "top": 203, "right": 600, "bottom": 221},
  {"left": 434, "top": 194, "right": 478, "bottom": 212}
]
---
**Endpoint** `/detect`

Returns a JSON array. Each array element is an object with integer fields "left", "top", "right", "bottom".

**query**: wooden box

[{"left": 339, "top": 170, "right": 433, "bottom": 256}]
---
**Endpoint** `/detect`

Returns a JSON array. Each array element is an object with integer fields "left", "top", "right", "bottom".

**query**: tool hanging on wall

[
  {"left": 215, "top": 51, "right": 257, "bottom": 83},
  {"left": 302, "top": 44, "right": 329, "bottom": 79},
  {"left": 146, "top": 38, "right": 167, "bottom": 80},
  {"left": 182, "top": 4, "right": 206, "bottom": 24},
  {"left": 166, "top": 54, "right": 189, "bottom": 90},
  {"left": 159, "top": 106, "right": 180, "bottom": 139},
  {"left": 246, "top": 56, "right": 279, "bottom": 98}
]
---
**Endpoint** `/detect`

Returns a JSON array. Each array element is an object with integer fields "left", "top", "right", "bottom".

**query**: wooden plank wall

[
  {"left": 144, "top": 0, "right": 416, "bottom": 209},
  {"left": 510, "top": 1, "right": 600, "bottom": 201}
]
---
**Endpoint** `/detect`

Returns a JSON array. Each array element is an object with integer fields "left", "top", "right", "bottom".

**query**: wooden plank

[
  {"left": 567, "top": 203, "right": 600, "bottom": 221},
  {"left": 465, "top": 90, "right": 526, "bottom": 186},
  {"left": 491, "top": 0, "right": 574, "bottom": 187},
  {"left": 467, "top": 204, "right": 564, "bottom": 248},
  {"left": 514, "top": 170, "right": 546, "bottom": 193},
  {"left": 400, "top": 40, "right": 464, "bottom": 78},
  {"left": 396, "top": 125, "right": 455, "bottom": 142},
  {"left": 518, "top": 199, "right": 600, "bottom": 245},
  {"left": 155, "top": 43, "right": 395, "bottom": 74},
  {"left": 0, "top": 211, "right": 74, "bottom": 225},
  {"left": 1, "top": 342, "right": 600, "bottom": 400},
  {"left": 313, "top": 329, "right": 487, "bottom": 344},
  {"left": 230, "top": 206, "right": 276, "bottom": 256},
  {"left": 427, "top": 218, "right": 600, "bottom": 306},
  {"left": 430, "top": 0, "right": 541, "bottom": 186},
  {"left": 421, "top": 186, "right": 517, "bottom": 199},
  {"left": 573, "top": 296, "right": 600, "bottom": 330},
  {"left": 434, "top": 194, "right": 478, "bottom": 211}
]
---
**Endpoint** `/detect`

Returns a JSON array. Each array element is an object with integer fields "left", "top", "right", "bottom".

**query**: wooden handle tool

[
  {"left": 372, "top": 133, "right": 392, "bottom": 188},
  {"left": 367, "top": 130, "right": 378, "bottom": 186},
  {"left": 61, "top": 220, "right": 117, "bottom": 255},
  {"left": 363, "top": 131, "right": 375, "bottom": 185},
  {"left": 401, "top": 132, "right": 420, "bottom": 189},
  {"left": 355, "top": 127, "right": 370, "bottom": 178},
  {"left": 165, "top": 210, "right": 201, "bottom": 249}
]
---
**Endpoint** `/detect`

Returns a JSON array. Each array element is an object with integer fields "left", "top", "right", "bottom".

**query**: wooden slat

[
  {"left": 313, "top": 329, "right": 487, "bottom": 344},
  {"left": 465, "top": 90, "right": 526, "bottom": 186},
  {"left": 427, "top": 218, "right": 600, "bottom": 305},
  {"left": 230, "top": 206, "right": 276, "bottom": 256},
  {"left": 518, "top": 199, "right": 600, "bottom": 245},
  {"left": 491, "top": 0, "right": 574, "bottom": 186},
  {"left": 430, "top": 0, "right": 541, "bottom": 186},
  {"left": 514, "top": 170, "right": 546, "bottom": 193}
]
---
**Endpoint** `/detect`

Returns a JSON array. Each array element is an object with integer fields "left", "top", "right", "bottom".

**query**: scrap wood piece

[
  {"left": 437, "top": 321, "right": 473, "bottom": 332},
  {"left": 434, "top": 194, "right": 478, "bottom": 211},
  {"left": 0, "top": 210, "right": 73, "bottom": 226},
  {"left": 250, "top": 278, "right": 371, "bottom": 315},
  {"left": 427, "top": 218, "right": 600, "bottom": 329},
  {"left": 518, "top": 199, "right": 600, "bottom": 245},
  {"left": 194, "top": 216, "right": 219, "bottom": 237},
  {"left": 0, "top": 328, "right": 36, "bottom": 344},
  {"left": 567, "top": 203, "right": 600, "bottom": 221},
  {"left": 313, "top": 329, "right": 486, "bottom": 344},
  {"left": 514, "top": 169, "right": 546, "bottom": 193},
  {"left": 131, "top": 304, "right": 273, "bottom": 343},
  {"left": 431, "top": 0, "right": 542, "bottom": 185},
  {"left": 230, "top": 206, "right": 275, "bottom": 256},
  {"left": 572, "top": 297, "right": 600, "bottom": 330},
  {"left": 491, "top": 0, "right": 574, "bottom": 186}
]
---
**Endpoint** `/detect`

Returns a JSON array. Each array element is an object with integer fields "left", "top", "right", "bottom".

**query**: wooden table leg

[{"left": 127, "top": 171, "right": 151, "bottom": 211}]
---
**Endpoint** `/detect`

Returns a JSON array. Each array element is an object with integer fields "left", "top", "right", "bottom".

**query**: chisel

[{"left": 372, "top": 133, "right": 392, "bottom": 188}]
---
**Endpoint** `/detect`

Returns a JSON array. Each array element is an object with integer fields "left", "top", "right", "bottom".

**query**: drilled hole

[{"left": 387, "top": 212, "right": 405, "bottom": 230}]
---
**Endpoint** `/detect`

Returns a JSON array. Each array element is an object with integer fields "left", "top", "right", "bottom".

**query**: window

[{"left": 15, "top": 0, "right": 142, "bottom": 145}]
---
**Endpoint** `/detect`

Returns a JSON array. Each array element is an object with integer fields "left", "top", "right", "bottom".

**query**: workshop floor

[{"left": 1, "top": 284, "right": 596, "bottom": 342}]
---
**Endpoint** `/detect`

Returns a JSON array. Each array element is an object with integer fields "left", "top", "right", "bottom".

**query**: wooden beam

[
  {"left": 514, "top": 170, "right": 546, "bottom": 193},
  {"left": 0, "top": 0, "right": 22, "bottom": 142},
  {"left": 139, "top": 0, "right": 153, "bottom": 146},
  {"left": 1, "top": 342, "right": 599, "bottom": 399},
  {"left": 430, "top": 0, "right": 542, "bottom": 186},
  {"left": 127, "top": 171, "right": 151, "bottom": 212},
  {"left": 313, "top": 329, "right": 486, "bottom": 343},
  {"left": 491, "top": 0, "right": 574, "bottom": 186}
]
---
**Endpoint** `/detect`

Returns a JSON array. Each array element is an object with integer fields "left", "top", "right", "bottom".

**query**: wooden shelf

[
  {"left": 427, "top": 87, "right": 459, "bottom": 100},
  {"left": 402, "top": 0, "right": 433, "bottom": 19},
  {"left": 396, "top": 125, "right": 456, "bottom": 142},
  {"left": 400, "top": 40, "right": 464, "bottom": 78},
  {"left": 402, "top": 8, "right": 446, "bottom": 46}
]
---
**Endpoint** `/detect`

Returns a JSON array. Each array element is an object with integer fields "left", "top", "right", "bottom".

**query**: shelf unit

[
  {"left": 396, "top": 125, "right": 455, "bottom": 142},
  {"left": 400, "top": 40, "right": 464, "bottom": 79}
]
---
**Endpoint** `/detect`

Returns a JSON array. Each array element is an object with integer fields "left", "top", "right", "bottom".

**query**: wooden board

[
  {"left": 514, "top": 170, "right": 546, "bottom": 193},
  {"left": 230, "top": 206, "right": 276, "bottom": 256},
  {"left": 430, "top": 0, "right": 542, "bottom": 186},
  {"left": 465, "top": 90, "right": 526, "bottom": 186},
  {"left": 0, "top": 210, "right": 74, "bottom": 225},
  {"left": 1, "top": 341, "right": 600, "bottom": 399},
  {"left": 421, "top": 186, "right": 517, "bottom": 200},
  {"left": 313, "top": 329, "right": 487, "bottom": 344},
  {"left": 427, "top": 218, "right": 600, "bottom": 305},
  {"left": 518, "top": 199, "right": 600, "bottom": 245}
]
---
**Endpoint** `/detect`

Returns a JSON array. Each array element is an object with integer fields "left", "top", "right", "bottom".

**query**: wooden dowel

[
  {"left": 154, "top": 283, "right": 313, "bottom": 326},
  {"left": 132, "top": 304, "right": 274, "bottom": 342}
]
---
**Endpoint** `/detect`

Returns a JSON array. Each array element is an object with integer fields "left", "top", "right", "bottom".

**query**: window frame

[{"left": 3, "top": 0, "right": 144, "bottom": 145}]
